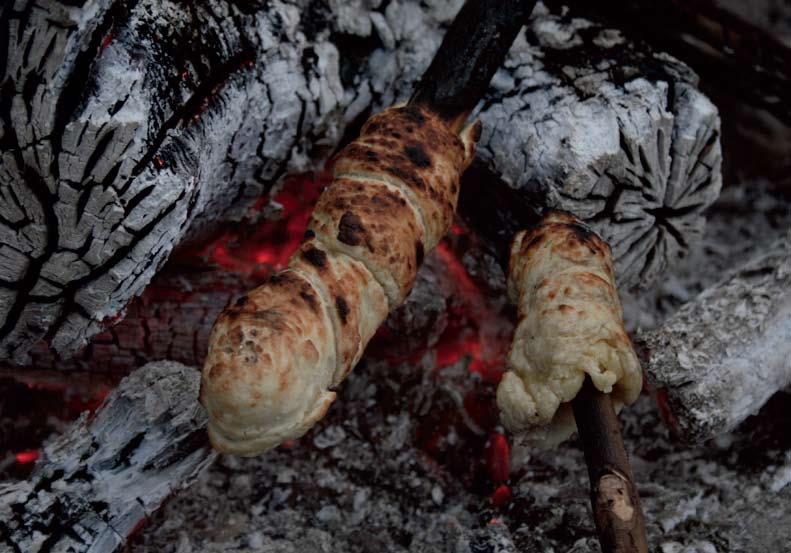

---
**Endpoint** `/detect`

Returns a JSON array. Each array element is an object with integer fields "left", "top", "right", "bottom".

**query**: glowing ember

[
  {"left": 99, "top": 32, "right": 113, "bottom": 54},
  {"left": 195, "top": 172, "right": 329, "bottom": 276},
  {"left": 486, "top": 432, "right": 510, "bottom": 484},
  {"left": 15, "top": 449, "right": 39, "bottom": 464},
  {"left": 491, "top": 483, "right": 512, "bottom": 506}
]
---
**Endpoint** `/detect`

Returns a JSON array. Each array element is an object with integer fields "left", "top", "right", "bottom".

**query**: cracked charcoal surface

[
  {"left": 0, "top": 361, "right": 215, "bottom": 552},
  {"left": 0, "top": 0, "right": 722, "bottom": 364}
]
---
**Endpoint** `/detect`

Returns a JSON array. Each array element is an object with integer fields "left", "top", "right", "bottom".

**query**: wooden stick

[
  {"left": 572, "top": 378, "right": 648, "bottom": 553},
  {"left": 408, "top": 0, "right": 536, "bottom": 131},
  {"left": 466, "top": 199, "right": 649, "bottom": 550}
]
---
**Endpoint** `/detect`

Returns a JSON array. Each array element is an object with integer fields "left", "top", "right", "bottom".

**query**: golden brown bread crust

[
  {"left": 289, "top": 238, "right": 388, "bottom": 381},
  {"left": 200, "top": 270, "right": 337, "bottom": 455},
  {"left": 201, "top": 105, "right": 479, "bottom": 455},
  {"left": 306, "top": 178, "right": 423, "bottom": 307},
  {"left": 332, "top": 105, "right": 479, "bottom": 250},
  {"left": 497, "top": 211, "right": 643, "bottom": 448}
]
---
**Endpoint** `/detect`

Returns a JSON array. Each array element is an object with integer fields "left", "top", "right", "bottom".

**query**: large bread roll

[
  {"left": 497, "top": 211, "right": 643, "bottom": 448},
  {"left": 201, "top": 105, "right": 479, "bottom": 455}
]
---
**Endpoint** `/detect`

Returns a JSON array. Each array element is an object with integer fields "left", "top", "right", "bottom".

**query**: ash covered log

[
  {"left": 0, "top": 361, "right": 213, "bottom": 553},
  {"left": 469, "top": 3, "right": 722, "bottom": 290},
  {"left": 547, "top": 0, "right": 791, "bottom": 120},
  {"left": 637, "top": 229, "right": 791, "bottom": 442},
  {"left": 0, "top": 0, "right": 722, "bottom": 366}
]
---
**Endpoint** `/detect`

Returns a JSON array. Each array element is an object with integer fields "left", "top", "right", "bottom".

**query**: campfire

[{"left": 1, "top": 0, "right": 790, "bottom": 552}]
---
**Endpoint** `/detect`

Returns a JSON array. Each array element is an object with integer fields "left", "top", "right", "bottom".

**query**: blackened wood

[
  {"left": 0, "top": 361, "right": 214, "bottom": 553},
  {"left": 458, "top": 161, "right": 543, "bottom": 266},
  {"left": 409, "top": 0, "right": 537, "bottom": 128},
  {"left": 572, "top": 377, "right": 649, "bottom": 553},
  {"left": 547, "top": 0, "right": 791, "bottom": 123}
]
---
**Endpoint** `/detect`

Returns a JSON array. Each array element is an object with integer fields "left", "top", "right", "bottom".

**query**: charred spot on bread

[
  {"left": 338, "top": 211, "right": 366, "bottom": 246},
  {"left": 303, "top": 229, "right": 316, "bottom": 239},
  {"left": 300, "top": 290, "right": 319, "bottom": 312},
  {"left": 335, "top": 296, "right": 349, "bottom": 324},
  {"left": 415, "top": 240, "right": 425, "bottom": 266},
  {"left": 404, "top": 143, "right": 432, "bottom": 168},
  {"left": 302, "top": 247, "right": 328, "bottom": 269},
  {"left": 235, "top": 295, "right": 249, "bottom": 307}
]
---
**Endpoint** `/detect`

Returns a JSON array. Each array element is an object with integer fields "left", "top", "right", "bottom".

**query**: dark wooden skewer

[
  {"left": 407, "top": 0, "right": 535, "bottom": 132},
  {"left": 573, "top": 378, "right": 649, "bottom": 553},
  {"left": 459, "top": 167, "right": 648, "bottom": 552}
]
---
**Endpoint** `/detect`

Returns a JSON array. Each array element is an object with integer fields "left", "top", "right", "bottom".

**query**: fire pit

[{"left": 1, "top": 0, "right": 790, "bottom": 551}]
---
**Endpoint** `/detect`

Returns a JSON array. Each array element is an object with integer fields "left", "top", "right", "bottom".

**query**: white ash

[{"left": 129, "top": 354, "right": 791, "bottom": 553}]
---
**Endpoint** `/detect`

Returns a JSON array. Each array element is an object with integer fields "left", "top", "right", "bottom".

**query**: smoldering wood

[
  {"left": 0, "top": 361, "right": 214, "bottom": 553},
  {"left": 0, "top": 0, "right": 722, "bottom": 366},
  {"left": 637, "top": 229, "right": 791, "bottom": 442},
  {"left": 548, "top": 0, "right": 791, "bottom": 122},
  {"left": 471, "top": 4, "right": 723, "bottom": 291},
  {"left": 6, "top": 264, "right": 257, "bottom": 376},
  {"left": 2, "top": 252, "right": 454, "bottom": 378}
]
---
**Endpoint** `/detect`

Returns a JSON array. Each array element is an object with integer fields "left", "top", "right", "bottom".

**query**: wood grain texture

[{"left": 0, "top": 361, "right": 214, "bottom": 553}]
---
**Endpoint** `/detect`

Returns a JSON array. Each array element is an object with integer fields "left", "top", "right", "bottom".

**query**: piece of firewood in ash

[
  {"left": 498, "top": 211, "right": 647, "bottom": 552},
  {"left": 0, "top": 361, "right": 214, "bottom": 553},
  {"left": 637, "top": 228, "right": 791, "bottom": 442},
  {"left": 471, "top": 3, "right": 723, "bottom": 291}
]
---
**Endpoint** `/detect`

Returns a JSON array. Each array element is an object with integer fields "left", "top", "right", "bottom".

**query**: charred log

[
  {"left": 467, "top": 4, "right": 722, "bottom": 290},
  {"left": 637, "top": 228, "right": 791, "bottom": 442},
  {"left": 0, "top": 1, "right": 722, "bottom": 365},
  {"left": 0, "top": 361, "right": 214, "bottom": 553},
  {"left": 546, "top": 0, "right": 791, "bottom": 122}
]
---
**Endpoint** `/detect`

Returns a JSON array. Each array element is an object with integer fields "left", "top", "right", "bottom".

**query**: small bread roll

[
  {"left": 201, "top": 105, "right": 479, "bottom": 455},
  {"left": 497, "top": 211, "right": 643, "bottom": 448}
]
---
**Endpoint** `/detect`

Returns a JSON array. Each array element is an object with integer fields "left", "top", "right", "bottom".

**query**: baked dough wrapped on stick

[
  {"left": 497, "top": 211, "right": 643, "bottom": 446},
  {"left": 497, "top": 210, "right": 647, "bottom": 553},
  {"left": 200, "top": 107, "right": 479, "bottom": 455},
  {"left": 199, "top": 0, "right": 533, "bottom": 456}
]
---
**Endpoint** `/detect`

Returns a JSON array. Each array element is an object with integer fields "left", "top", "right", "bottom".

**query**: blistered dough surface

[{"left": 497, "top": 211, "right": 643, "bottom": 447}]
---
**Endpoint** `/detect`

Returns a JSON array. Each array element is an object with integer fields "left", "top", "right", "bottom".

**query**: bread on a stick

[
  {"left": 497, "top": 211, "right": 643, "bottom": 447},
  {"left": 201, "top": 105, "right": 480, "bottom": 455}
]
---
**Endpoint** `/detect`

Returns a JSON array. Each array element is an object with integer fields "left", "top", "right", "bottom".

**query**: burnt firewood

[
  {"left": 637, "top": 228, "right": 791, "bottom": 442},
  {"left": 4, "top": 263, "right": 256, "bottom": 376},
  {"left": 468, "top": 4, "right": 722, "bottom": 291},
  {"left": 546, "top": 0, "right": 791, "bottom": 122},
  {"left": 0, "top": 361, "right": 214, "bottom": 553},
  {"left": 0, "top": 1, "right": 722, "bottom": 366}
]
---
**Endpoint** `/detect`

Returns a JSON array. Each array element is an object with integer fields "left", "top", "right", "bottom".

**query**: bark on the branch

[
  {"left": 0, "top": 361, "right": 214, "bottom": 553},
  {"left": 637, "top": 229, "right": 791, "bottom": 442},
  {"left": 0, "top": 0, "right": 722, "bottom": 365}
]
